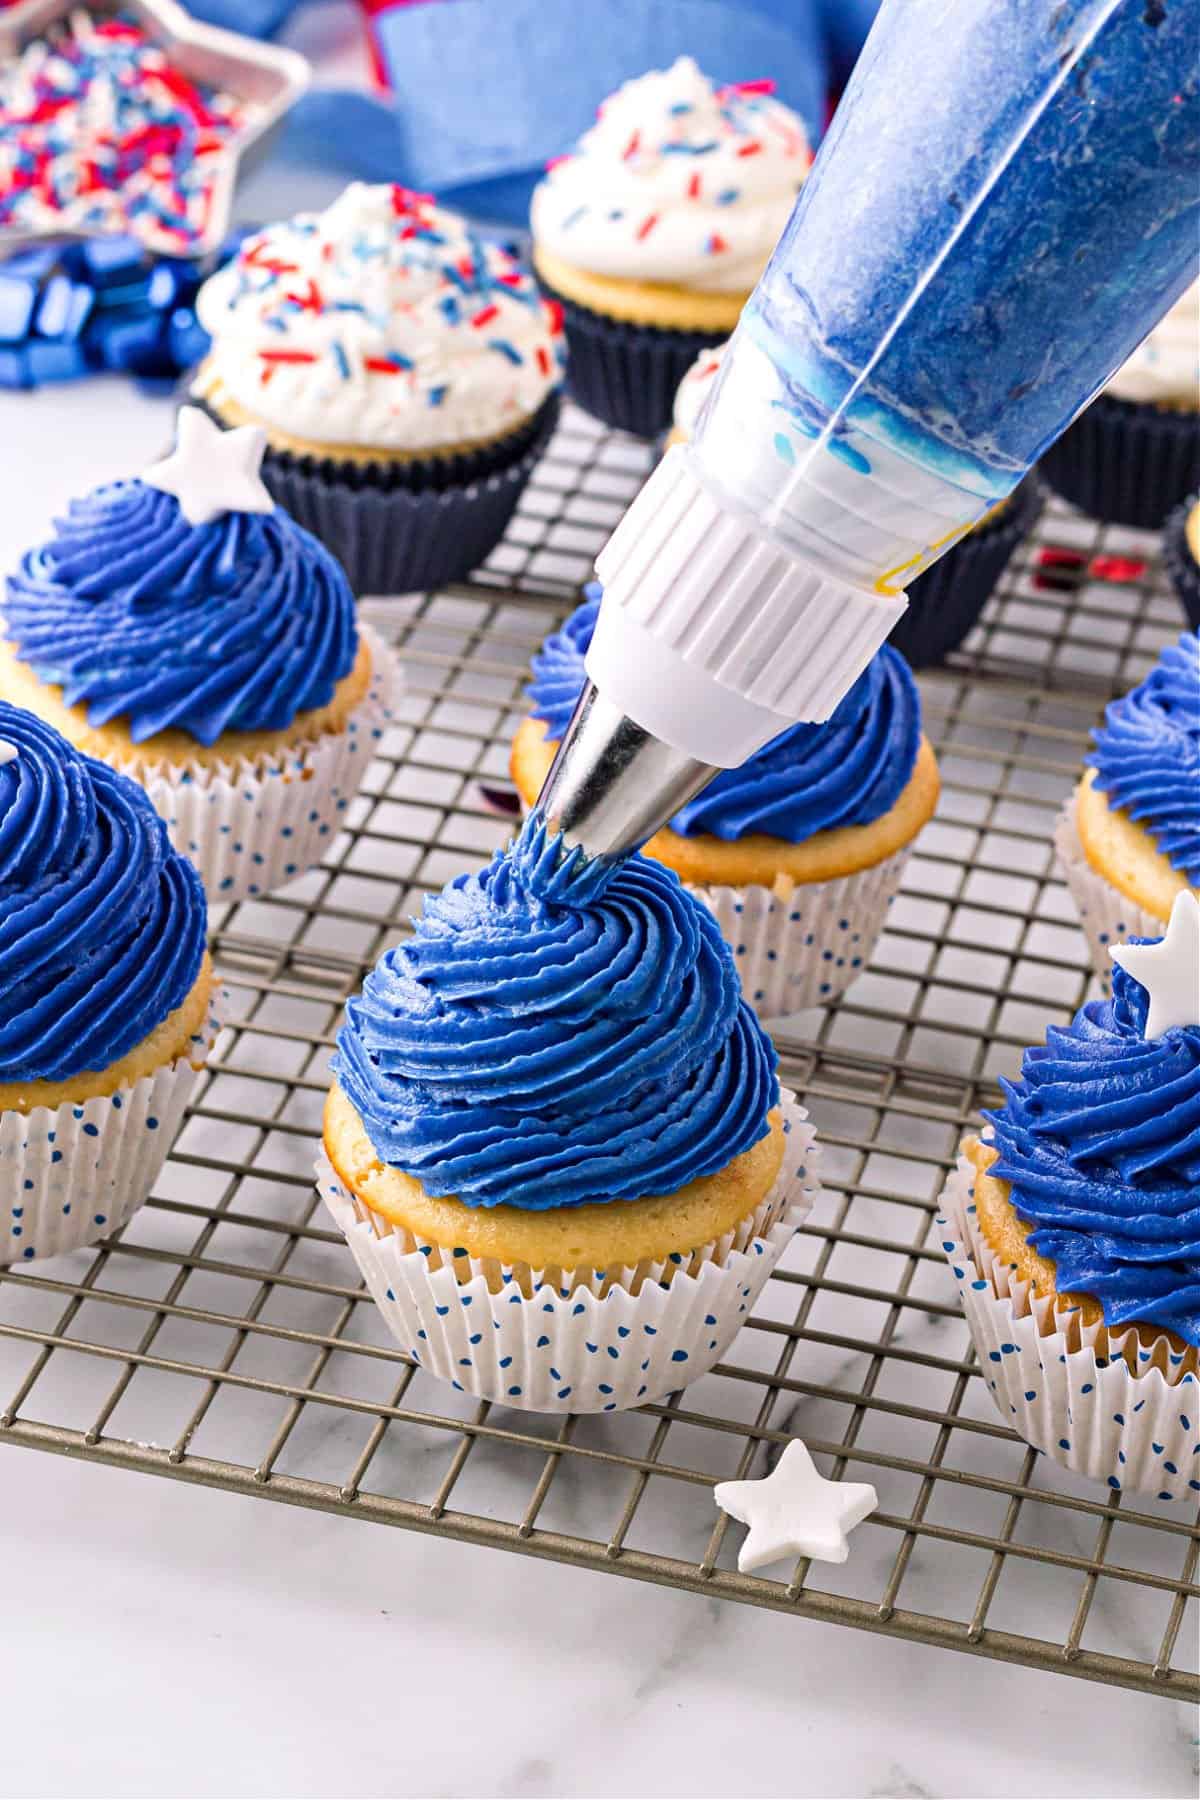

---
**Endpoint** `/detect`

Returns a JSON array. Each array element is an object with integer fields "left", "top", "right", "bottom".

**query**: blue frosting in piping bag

[
  {"left": 333, "top": 820, "right": 779, "bottom": 1210},
  {"left": 528, "top": 586, "right": 921, "bottom": 843},
  {"left": 4, "top": 480, "right": 357, "bottom": 746},
  {"left": 0, "top": 703, "right": 207, "bottom": 1085},
  {"left": 984, "top": 956, "right": 1200, "bottom": 1347}
]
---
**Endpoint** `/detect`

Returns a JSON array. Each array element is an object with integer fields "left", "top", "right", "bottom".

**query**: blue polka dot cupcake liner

[
  {"left": 315, "top": 1090, "right": 819, "bottom": 1414},
  {"left": 0, "top": 999, "right": 222, "bottom": 1267},
  {"left": 688, "top": 847, "right": 910, "bottom": 1020},
  {"left": 938, "top": 1152, "right": 1199, "bottom": 1501},
  {"left": 1054, "top": 795, "right": 1162, "bottom": 988},
  {"left": 116, "top": 627, "right": 398, "bottom": 906}
]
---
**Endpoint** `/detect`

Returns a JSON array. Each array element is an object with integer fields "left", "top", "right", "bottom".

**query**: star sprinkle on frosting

[
  {"left": 143, "top": 405, "right": 273, "bottom": 526},
  {"left": 1111, "top": 890, "right": 1200, "bottom": 1040}
]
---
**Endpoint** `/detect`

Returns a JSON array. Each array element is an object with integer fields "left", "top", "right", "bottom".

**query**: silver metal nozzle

[{"left": 533, "top": 681, "right": 718, "bottom": 862}]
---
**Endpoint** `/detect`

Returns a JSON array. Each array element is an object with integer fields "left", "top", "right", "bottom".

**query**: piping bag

[{"left": 534, "top": 0, "right": 1199, "bottom": 864}]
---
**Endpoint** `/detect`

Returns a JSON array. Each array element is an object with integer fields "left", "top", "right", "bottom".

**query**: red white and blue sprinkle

[{"left": 0, "top": 9, "right": 251, "bottom": 253}]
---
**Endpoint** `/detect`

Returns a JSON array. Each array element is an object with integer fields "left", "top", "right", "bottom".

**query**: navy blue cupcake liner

[
  {"left": 1162, "top": 492, "right": 1200, "bottom": 630},
  {"left": 197, "top": 394, "right": 560, "bottom": 595},
  {"left": 888, "top": 476, "right": 1044, "bottom": 667},
  {"left": 538, "top": 277, "right": 725, "bottom": 439},
  {"left": 1038, "top": 394, "right": 1200, "bottom": 530}
]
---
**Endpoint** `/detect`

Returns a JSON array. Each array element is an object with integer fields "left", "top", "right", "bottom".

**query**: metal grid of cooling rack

[{"left": 1, "top": 403, "right": 1197, "bottom": 1701}]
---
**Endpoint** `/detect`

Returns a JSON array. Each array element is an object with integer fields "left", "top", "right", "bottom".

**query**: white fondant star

[
  {"left": 143, "top": 406, "right": 274, "bottom": 527},
  {"left": 1111, "top": 889, "right": 1200, "bottom": 1040},
  {"left": 714, "top": 1439, "right": 878, "bottom": 1572},
  {"left": 0, "top": 741, "right": 16, "bottom": 765}
]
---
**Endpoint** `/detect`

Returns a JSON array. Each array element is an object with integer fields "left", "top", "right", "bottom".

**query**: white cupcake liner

[
  {"left": 317, "top": 1089, "right": 820, "bottom": 1414},
  {"left": 938, "top": 1152, "right": 1200, "bottom": 1501},
  {"left": 1054, "top": 794, "right": 1164, "bottom": 986},
  {"left": 0, "top": 997, "right": 222, "bottom": 1266},
  {"left": 113, "top": 626, "right": 399, "bottom": 905},
  {"left": 688, "top": 846, "right": 911, "bottom": 1018}
]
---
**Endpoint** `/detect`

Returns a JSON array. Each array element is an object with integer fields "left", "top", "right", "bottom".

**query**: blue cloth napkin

[{"left": 188, "top": 0, "right": 877, "bottom": 226}]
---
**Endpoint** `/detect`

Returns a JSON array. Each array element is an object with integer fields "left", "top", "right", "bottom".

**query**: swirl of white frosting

[
  {"left": 1105, "top": 280, "right": 1199, "bottom": 408},
  {"left": 194, "top": 184, "right": 565, "bottom": 452},
  {"left": 672, "top": 340, "right": 729, "bottom": 435},
  {"left": 530, "top": 58, "right": 810, "bottom": 294}
]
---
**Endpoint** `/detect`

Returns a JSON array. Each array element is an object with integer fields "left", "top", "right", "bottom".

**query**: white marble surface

[
  {"left": 0, "top": 1446, "right": 1195, "bottom": 1800},
  {"left": 1, "top": 7, "right": 1198, "bottom": 1795}
]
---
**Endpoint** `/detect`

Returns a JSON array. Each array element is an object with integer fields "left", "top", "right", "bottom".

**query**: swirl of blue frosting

[
  {"left": 0, "top": 703, "right": 207, "bottom": 1085},
  {"left": 528, "top": 585, "right": 921, "bottom": 842},
  {"left": 984, "top": 956, "right": 1200, "bottom": 1346},
  {"left": 4, "top": 480, "right": 358, "bottom": 746},
  {"left": 1088, "top": 633, "right": 1200, "bottom": 886},
  {"left": 333, "top": 821, "right": 779, "bottom": 1210}
]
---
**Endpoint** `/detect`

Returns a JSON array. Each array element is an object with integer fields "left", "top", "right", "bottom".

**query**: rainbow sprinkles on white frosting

[
  {"left": 194, "top": 184, "right": 565, "bottom": 453},
  {"left": 530, "top": 58, "right": 811, "bottom": 293}
]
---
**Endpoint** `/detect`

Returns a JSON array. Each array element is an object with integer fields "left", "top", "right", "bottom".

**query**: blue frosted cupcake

[
  {"left": 0, "top": 703, "right": 214, "bottom": 1264},
  {"left": 939, "top": 894, "right": 1200, "bottom": 1497},
  {"left": 510, "top": 587, "right": 939, "bottom": 1015},
  {"left": 1, "top": 408, "right": 395, "bottom": 903},
  {"left": 318, "top": 823, "right": 820, "bottom": 1412},
  {"left": 1056, "top": 631, "right": 1199, "bottom": 981}
]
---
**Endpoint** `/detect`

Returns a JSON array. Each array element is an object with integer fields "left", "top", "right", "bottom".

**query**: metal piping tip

[{"left": 532, "top": 681, "right": 718, "bottom": 864}]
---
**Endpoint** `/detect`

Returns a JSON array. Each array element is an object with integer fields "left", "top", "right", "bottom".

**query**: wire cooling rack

[{"left": 1, "top": 404, "right": 1197, "bottom": 1702}]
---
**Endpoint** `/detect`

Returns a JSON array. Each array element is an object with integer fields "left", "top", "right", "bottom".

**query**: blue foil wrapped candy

[{"left": 0, "top": 229, "right": 247, "bottom": 391}]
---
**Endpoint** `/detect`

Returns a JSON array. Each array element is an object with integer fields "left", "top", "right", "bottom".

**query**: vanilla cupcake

[
  {"left": 510, "top": 588, "right": 939, "bottom": 1017},
  {"left": 665, "top": 341, "right": 1042, "bottom": 665},
  {"left": 0, "top": 704, "right": 215, "bottom": 1264},
  {"left": 1, "top": 408, "right": 394, "bottom": 904},
  {"left": 194, "top": 183, "right": 564, "bottom": 593},
  {"left": 531, "top": 59, "right": 810, "bottom": 437},
  {"left": 1040, "top": 281, "right": 1200, "bottom": 529},
  {"left": 1056, "top": 631, "right": 1199, "bottom": 979},
  {"left": 318, "top": 823, "right": 820, "bottom": 1413},
  {"left": 938, "top": 895, "right": 1200, "bottom": 1498},
  {"left": 1163, "top": 493, "right": 1200, "bottom": 631}
]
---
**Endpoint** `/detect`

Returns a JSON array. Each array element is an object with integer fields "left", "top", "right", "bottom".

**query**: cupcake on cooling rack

[
  {"left": 1, "top": 408, "right": 395, "bottom": 905},
  {"left": 1040, "top": 281, "right": 1200, "bottom": 530},
  {"left": 1163, "top": 494, "right": 1200, "bottom": 631},
  {"left": 938, "top": 891, "right": 1200, "bottom": 1499},
  {"left": 318, "top": 822, "right": 821, "bottom": 1413},
  {"left": 509, "top": 587, "right": 939, "bottom": 1017},
  {"left": 1056, "top": 631, "right": 1199, "bottom": 979},
  {"left": 193, "top": 183, "right": 564, "bottom": 594},
  {"left": 530, "top": 58, "right": 810, "bottom": 438},
  {"left": 0, "top": 703, "right": 215, "bottom": 1265},
  {"left": 663, "top": 341, "right": 1043, "bottom": 666}
]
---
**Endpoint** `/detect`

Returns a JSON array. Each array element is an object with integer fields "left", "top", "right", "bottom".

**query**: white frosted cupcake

[
  {"left": 530, "top": 59, "right": 809, "bottom": 436},
  {"left": 318, "top": 823, "right": 819, "bottom": 1413},
  {"left": 194, "top": 183, "right": 565, "bottom": 592},
  {"left": 0, "top": 703, "right": 216, "bottom": 1264},
  {"left": 510, "top": 590, "right": 940, "bottom": 1018},
  {"left": 665, "top": 339, "right": 728, "bottom": 446},
  {"left": 1040, "top": 280, "right": 1200, "bottom": 527},
  {"left": 1, "top": 409, "right": 395, "bottom": 904}
]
